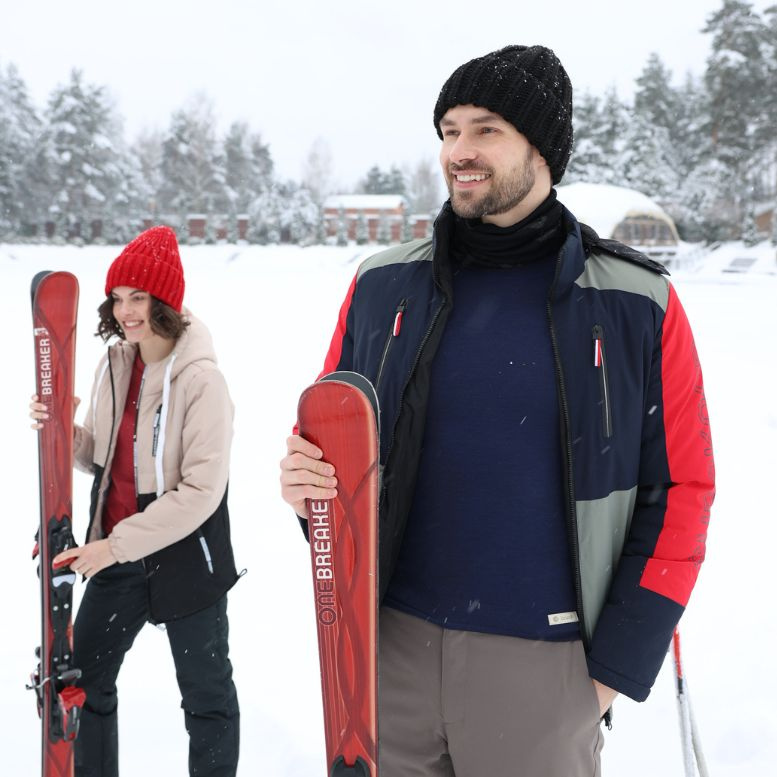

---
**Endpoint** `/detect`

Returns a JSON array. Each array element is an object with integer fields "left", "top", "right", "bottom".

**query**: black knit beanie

[{"left": 433, "top": 45, "right": 573, "bottom": 184}]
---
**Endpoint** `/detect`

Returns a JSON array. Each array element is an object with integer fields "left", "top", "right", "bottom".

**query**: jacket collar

[{"left": 431, "top": 200, "right": 587, "bottom": 302}]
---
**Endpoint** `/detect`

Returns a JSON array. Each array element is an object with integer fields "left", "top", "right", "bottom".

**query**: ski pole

[{"left": 671, "top": 628, "right": 710, "bottom": 777}]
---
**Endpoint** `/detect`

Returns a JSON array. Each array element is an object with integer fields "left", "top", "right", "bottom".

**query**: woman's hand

[
  {"left": 53, "top": 539, "right": 117, "bottom": 579},
  {"left": 29, "top": 394, "right": 80, "bottom": 430}
]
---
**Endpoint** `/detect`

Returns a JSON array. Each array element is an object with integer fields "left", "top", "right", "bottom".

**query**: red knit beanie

[{"left": 105, "top": 226, "right": 185, "bottom": 312}]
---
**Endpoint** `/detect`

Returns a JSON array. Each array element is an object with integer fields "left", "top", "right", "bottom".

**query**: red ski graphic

[
  {"left": 298, "top": 371, "right": 379, "bottom": 777},
  {"left": 29, "top": 271, "right": 85, "bottom": 777}
]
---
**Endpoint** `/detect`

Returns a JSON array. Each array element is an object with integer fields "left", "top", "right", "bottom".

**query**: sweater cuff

[{"left": 107, "top": 534, "right": 130, "bottom": 564}]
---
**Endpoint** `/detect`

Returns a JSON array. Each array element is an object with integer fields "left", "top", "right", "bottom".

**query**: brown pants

[{"left": 379, "top": 607, "right": 603, "bottom": 777}]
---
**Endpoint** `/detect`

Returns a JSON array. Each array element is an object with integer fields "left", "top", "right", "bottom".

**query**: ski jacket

[
  {"left": 317, "top": 201, "right": 714, "bottom": 701},
  {"left": 74, "top": 313, "right": 239, "bottom": 622}
]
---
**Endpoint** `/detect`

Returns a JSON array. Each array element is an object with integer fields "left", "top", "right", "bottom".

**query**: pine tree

[
  {"left": 634, "top": 54, "right": 681, "bottom": 140},
  {"left": 406, "top": 157, "right": 441, "bottom": 213},
  {"left": 301, "top": 137, "right": 333, "bottom": 206},
  {"left": 361, "top": 165, "right": 387, "bottom": 194},
  {"left": 771, "top": 197, "right": 777, "bottom": 246},
  {"left": 42, "top": 69, "right": 128, "bottom": 242},
  {"left": 622, "top": 119, "right": 681, "bottom": 205},
  {"left": 158, "top": 97, "right": 226, "bottom": 237},
  {"left": 377, "top": 213, "right": 391, "bottom": 245},
  {"left": 564, "top": 92, "right": 605, "bottom": 183},
  {"left": 132, "top": 129, "right": 164, "bottom": 221},
  {"left": 279, "top": 181, "right": 319, "bottom": 245},
  {"left": 386, "top": 166, "right": 406, "bottom": 196},
  {"left": 335, "top": 205, "right": 348, "bottom": 246},
  {"left": 741, "top": 199, "right": 760, "bottom": 245},
  {"left": 355, "top": 212, "right": 368, "bottom": 245},
  {"left": 401, "top": 212, "right": 414, "bottom": 243},
  {"left": 0, "top": 63, "right": 42, "bottom": 238},
  {"left": 703, "top": 0, "right": 769, "bottom": 196},
  {"left": 223, "top": 121, "right": 272, "bottom": 214}
]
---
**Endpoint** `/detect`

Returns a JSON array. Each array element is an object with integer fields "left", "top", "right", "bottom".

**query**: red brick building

[{"left": 323, "top": 195, "right": 433, "bottom": 242}]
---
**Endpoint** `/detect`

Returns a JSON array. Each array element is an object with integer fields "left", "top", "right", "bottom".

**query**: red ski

[
  {"left": 298, "top": 371, "right": 380, "bottom": 777},
  {"left": 28, "top": 271, "right": 85, "bottom": 777}
]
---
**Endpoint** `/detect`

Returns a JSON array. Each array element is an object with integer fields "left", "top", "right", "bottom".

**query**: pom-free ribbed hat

[
  {"left": 105, "top": 226, "right": 185, "bottom": 312},
  {"left": 433, "top": 45, "right": 573, "bottom": 184}
]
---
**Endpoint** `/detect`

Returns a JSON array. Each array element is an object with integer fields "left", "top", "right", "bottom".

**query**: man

[{"left": 280, "top": 45, "right": 714, "bottom": 777}]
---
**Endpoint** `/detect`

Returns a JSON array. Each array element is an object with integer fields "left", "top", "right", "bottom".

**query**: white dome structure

[{"left": 557, "top": 183, "right": 679, "bottom": 253}]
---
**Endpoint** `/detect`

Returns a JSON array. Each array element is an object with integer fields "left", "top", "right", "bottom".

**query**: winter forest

[{"left": 1, "top": 0, "right": 776, "bottom": 247}]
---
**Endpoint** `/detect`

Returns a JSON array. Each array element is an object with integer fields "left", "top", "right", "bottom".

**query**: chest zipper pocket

[
  {"left": 592, "top": 325, "right": 613, "bottom": 439},
  {"left": 375, "top": 299, "right": 407, "bottom": 393}
]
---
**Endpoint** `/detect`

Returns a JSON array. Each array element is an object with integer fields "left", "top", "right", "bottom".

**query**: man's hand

[
  {"left": 592, "top": 678, "right": 618, "bottom": 717},
  {"left": 53, "top": 539, "right": 117, "bottom": 579},
  {"left": 279, "top": 435, "right": 338, "bottom": 519}
]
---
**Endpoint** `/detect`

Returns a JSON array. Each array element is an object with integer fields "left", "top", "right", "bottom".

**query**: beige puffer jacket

[{"left": 74, "top": 312, "right": 233, "bottom": 564}]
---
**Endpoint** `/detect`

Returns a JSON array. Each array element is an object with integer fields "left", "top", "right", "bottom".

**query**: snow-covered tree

[
  {"left": 131, "top": 129, "right": 164, "bottom": 220},
  {"left": 406, "top": 157, "right": 442, "bottom": 213},
  {"left": 622, "top": 119, "right": 681, "bottom": 206},
  {"left": 223, "top": 121, "right": 272, "bottom": 213},
  {"left": 355, "top": 212, "right": 368, "bottom": 245},
  {"left": 703, "top": 1, "right": 769, "bottom": 180},
  {"left": 301, "top": 137, "right": 333, "bottom": 206},
  {"left": 158, "top": 97, "right": 226, "bottom": 234},
  {"left": 360, "top": 164, "right": 406, "bottom": 195},
  {"left": 377, "top": 213, "right": 391, "bottom": 245},
  {"left": 0, "top": 63, "right": 42, "bottom": 238},
  {"left": 282, "top": 182, "right": 319, "bottom": 245},
  {"left": 401, "top": 212, "right": 413, "bottom": 243},
  {"left": 41, "top": 69, "right": 130, "bottom": 242},
  {"left": 771, "top": 198, "right": 777, "bottom": 246},
  {"left": 564, "top": 92, "right": 605, "bottom": 183},
  {"left": 336, "top": 205, "right": 348, "bottom": 246},
  {"left": 676, "top": 158, "right": 736, "bottom": 242},
  {"left": 741, "top": 199, "right": 760, "bottom": 245}
]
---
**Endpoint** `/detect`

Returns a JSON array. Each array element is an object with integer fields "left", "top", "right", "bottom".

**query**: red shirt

[{"left": 102, "top": 352, "right": 145, "bottom": 535}]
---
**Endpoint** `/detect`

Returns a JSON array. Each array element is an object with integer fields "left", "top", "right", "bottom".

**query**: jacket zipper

[
  {"left": 592, "top": 325, "right": 613, "bottom": 438},
  {"left": 375, "top": 299, "right": 407, "bottom": 393},
  {"left": 132, "top": 367, "right": 147, "bottom": 507},
  {"left": 86, "top": 353, "right": 119, "bottom": 545},
  {"left": 546, "top": 256, "right": 589, "bottom": 653},
  {"left": 381, "top": 296, "right": 447, "bottom": 503},
  {"left": 197, "top": 529, "right": 215, "bottom": 574}
]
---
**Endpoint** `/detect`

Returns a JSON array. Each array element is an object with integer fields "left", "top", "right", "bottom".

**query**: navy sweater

[{"left": 384, "top": 255, "right": 580, "bottom": 640}]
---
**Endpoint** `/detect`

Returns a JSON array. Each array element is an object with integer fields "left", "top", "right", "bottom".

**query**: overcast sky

[{"left": 1, "top": 0, "right": 772, "bottom": 187}]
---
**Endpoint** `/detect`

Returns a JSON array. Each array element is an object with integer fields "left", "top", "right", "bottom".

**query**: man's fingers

[
  {"left": 283, "top": 483, "right": 338, "bottom": 505},
  {"left": 286, "top": 435, "right": 325, "bottom": 460},
  {"left": 280, "top": 451, "right": 335, "bottom": 477},
  {"left": 280, "top": 466, "right": 337, "bottom": 489}
]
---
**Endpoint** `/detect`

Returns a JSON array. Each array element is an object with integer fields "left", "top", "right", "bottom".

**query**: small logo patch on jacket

[{"left": 548, "top": 611, "right": 579, "bottom": 625}]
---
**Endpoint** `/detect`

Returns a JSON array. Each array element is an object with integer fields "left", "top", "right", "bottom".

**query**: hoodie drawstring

[{"left": 154, "top": 353, "right": 177, "bottom": 497}]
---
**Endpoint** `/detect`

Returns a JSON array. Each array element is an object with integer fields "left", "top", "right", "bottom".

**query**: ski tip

[
  {"left": 318, "top": 371, "right": 380, "bottom": 431},
  {"left": 30, "top": 270, "right": 52, "bottom": 303}
]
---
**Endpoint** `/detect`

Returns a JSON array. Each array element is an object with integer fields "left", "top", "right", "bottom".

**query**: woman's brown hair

[{"left": 96, "top": 294, "right": 190, "bottom": 343}]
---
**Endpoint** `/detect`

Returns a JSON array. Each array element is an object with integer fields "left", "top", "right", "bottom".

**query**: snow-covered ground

[{"left": 2, "top": 238, "right": 775, "bottom": 775}]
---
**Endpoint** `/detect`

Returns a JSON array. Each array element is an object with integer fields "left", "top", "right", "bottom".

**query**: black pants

[{"left": 73, "top": 561, "right": 240, "bottom": 777}]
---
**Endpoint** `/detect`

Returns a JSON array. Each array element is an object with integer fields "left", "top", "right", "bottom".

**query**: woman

[{"left": 30, "top": 225, "right": 240, "bottom": 777}]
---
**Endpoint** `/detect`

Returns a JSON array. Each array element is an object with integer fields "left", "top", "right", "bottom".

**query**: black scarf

[{"left": 450, "top": 190, "right": 566, "bottom": 269}]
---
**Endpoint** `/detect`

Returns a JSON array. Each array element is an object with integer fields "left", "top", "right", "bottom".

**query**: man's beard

[{"left": 447, "top": 148, "right": 535, "bottom": 219}]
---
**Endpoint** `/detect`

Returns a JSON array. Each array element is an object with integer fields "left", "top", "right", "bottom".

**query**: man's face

[{"left": 438, "top": 104, "right": 540, "bottom": 223}]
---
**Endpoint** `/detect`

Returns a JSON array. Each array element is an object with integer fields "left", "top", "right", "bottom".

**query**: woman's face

[{"left": 111, "top": 286, "right": 154, "bottom": 343}]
